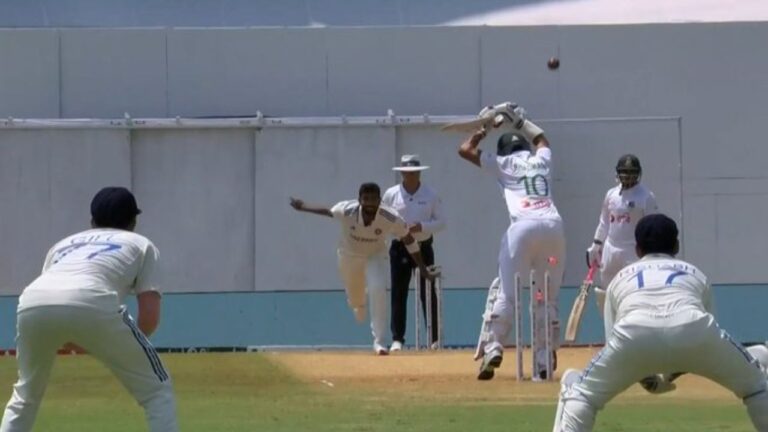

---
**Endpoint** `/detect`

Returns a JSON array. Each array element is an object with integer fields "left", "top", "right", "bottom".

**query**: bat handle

[{"left": 586, "top": 265, "right": 597, "bottom": 282}]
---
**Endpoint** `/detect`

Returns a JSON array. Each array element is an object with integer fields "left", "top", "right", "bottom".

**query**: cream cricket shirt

[
  {"left": 594, "top": 184, "right": 658, "bottom": 248},
  {"left": 605, "top": 254, "right": 712, "bottom": 337},
  {"left": 19, "top": 228, "right": 160, "bottom": 312},
  {"left": 480, "top": 147, "right": 562, "bottom": 222},
  {"left": 331, "top": 200, "right": 409, "bottom": 257}
]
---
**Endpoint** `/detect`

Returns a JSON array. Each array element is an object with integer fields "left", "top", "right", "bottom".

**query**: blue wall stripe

[{"left": 1, "top": 284, "right": 766, "bottom": 349}]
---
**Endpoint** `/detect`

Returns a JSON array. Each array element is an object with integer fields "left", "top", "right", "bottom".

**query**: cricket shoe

[
  {"left": 390, "top": 341, "right": 403, "bottom": 352},
  {"left": 373, "top": 343, "right": 389, "bottom": 356},
  {"left": 536, "top": 351, "right": 558, "bottom": 380},
  {"left": 477, "top": 348, "right": 503, "bottom": 380}
]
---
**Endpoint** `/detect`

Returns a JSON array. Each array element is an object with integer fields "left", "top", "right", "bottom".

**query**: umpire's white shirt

[
  {"left": 19, "top": 228, "right": 160, "bottom": 312},
  {"left": 382, "top": 184, "right": 445, "bottom": 243},
  {"left": 604, "top": 254, "right": 711, "bottom": 338},
  {"left": 331, "top": 200, "right": 409, "bottom": 257}
]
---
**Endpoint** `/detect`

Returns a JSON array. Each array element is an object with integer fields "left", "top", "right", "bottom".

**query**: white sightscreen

[
  {"left": 131, "top": 130, "right": 255, "bottom": 293},
  {"left": 0, "top": 129, "right": 131, "bottom": 294},
  {"left": 254, "top": 127, "right": 396, "bottom": 291},
  {"left": 0, "top": 117, "right": 684, "bottom": 294}
]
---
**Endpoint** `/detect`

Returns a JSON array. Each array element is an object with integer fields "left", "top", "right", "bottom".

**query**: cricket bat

[
  {"left": 440, "top": 115, "right": 497, "bottom": 133},
  {"left": 564, "top": 265, "right": 597, "bottom": 343}
]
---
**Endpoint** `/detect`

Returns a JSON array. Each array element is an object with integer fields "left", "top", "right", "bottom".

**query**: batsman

[{"left": 457, "top": 102, "right": 566, "bottom": 381}]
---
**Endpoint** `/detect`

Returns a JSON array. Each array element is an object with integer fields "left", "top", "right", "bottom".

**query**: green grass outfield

[{"left": 0, "top": 353, "right": 755, "bottom": 431}]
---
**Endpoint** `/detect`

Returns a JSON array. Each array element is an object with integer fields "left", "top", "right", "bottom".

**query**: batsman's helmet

[{"left": 497, "top": 133, "right": 530, "bottom": 156}]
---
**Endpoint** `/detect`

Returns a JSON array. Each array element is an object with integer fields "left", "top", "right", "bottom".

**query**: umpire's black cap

[
  {"left": 635, "top": 214, "right": 678, "bottom": 255},
  {"left": 90, "top": 186, "right": 142, "bottom": 229}
]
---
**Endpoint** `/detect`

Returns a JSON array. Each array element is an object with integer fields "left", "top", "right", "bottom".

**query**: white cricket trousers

[
  {"left": 485, "top": 218, "right": 566, "bottom": 370},
  {"left": 337, "top": 249, "right": 389, "bottom": 345},
  {"left": 599, "top": 242, "right": 637, "bottom": 288},
  {"left": 553, "top": 308, "right": 768, "bottom": 432},
  {"left": 0, "top": 305, "right": 178, "bottom": 432}
]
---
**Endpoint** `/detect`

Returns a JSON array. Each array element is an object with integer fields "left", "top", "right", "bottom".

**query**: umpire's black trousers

[{"left": 389, "top": 238, "right": 437, "bottom": 344}]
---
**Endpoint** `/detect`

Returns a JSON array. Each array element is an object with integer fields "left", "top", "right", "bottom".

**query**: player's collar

[
  {"left": 400, "top": 183, "right": 422, "bottom": 197},
  {"left": 356, "top": 205, "right": 378, "bottom": 226},
  {"left": 640, "top": 253, "right": 674, "bottom": 260},
  {"left": 619, "top": 182, "right": 640, "bottom": 193}
]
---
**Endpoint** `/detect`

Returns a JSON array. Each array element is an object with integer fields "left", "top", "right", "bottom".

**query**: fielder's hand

[
  {"left": 289, "top": 197, "right": 304, "bottom": 211},
  {"left": 639, "top": 374, "right": 679, "bottom": 395}
]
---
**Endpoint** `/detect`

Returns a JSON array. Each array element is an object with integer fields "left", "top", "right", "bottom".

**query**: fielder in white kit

[
  {"left": 748, "top": 343, "right": 768, "bottom": 375},
  {"left": 0, "top": 187, "right": 177, "bottom": 432},
  {"left": 290, "top": 182, "right": 437, "bottom": 355},
  {"left": 586, "top": 154, "right": 658, "bottom": 311},
  {"left": 553, "top": 214, "right": 768, "bottom": 432},
  {"left": 458, "top": 102, "right": 566, "bottom": 380}
]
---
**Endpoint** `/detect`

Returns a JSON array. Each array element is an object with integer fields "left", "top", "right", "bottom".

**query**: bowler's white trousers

[
  {"left": 553, "top": 308, "right": 768, "bottom": 432},
  {"left": 0, "top": 305, "right": 178, "bottom": 432},
  {"left": 337, "top": 249, "right": 390, "bottom": 345}
]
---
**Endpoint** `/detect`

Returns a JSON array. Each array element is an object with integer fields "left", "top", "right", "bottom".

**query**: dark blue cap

[
  {"left": 635, "top": 214, "right": 678, "bottom": 255},
  {"left": 90, "top": 187, "right": 142, "bottom": 228}
]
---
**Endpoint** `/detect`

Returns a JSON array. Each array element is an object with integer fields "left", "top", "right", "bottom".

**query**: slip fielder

[
  {"left": 553, "top": 214, "right": 768, "bottom": 432},
  {"left": 0, "top": 187, "right": 177, "bottom": 432}
]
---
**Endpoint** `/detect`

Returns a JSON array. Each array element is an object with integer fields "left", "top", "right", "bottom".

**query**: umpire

[{"left": 383, "top": 155, "right": 446, "bottom": 351}]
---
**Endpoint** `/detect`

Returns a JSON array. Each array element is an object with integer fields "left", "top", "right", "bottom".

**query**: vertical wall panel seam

[
  {"left": 324, "top": 30, "right": 330, "bottom": 114},
  {"left": 57, "top": 29, "right": 62, "bottom": 118},
  {"left": 164, "top": 29, "right": 170, "bottom": 117},
  {"left": 477, "top": 28, "right": 483, "bottom": 109},
  {"left": 556, "top": 27, "right": 562, "bottom": 118},
  {"left": 252, "top": 128, "right": 258, "bottom": 292},
  {"left": 677, "top": 116, "right": 685, "bottom": 256}
]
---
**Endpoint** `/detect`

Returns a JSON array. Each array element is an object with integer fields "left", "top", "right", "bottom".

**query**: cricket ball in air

[{"left": 547, "top": 57, "right": 560, "bottom": 70}]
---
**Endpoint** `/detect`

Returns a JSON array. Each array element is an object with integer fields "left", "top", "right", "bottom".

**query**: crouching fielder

[
  {"left": 553, "top": 214, "right": 768, "bottom": 432},
  {"left": 0, "top": 187, "right": 177, "bottom": 432}
]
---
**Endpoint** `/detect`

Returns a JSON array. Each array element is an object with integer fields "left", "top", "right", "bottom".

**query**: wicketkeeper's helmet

[{"left": 616, "top": 154, "right": 642, "bottom": 188}]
